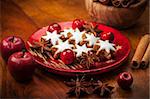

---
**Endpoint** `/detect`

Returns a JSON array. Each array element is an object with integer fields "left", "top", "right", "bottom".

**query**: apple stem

[
  {"left": 22, "top": 49, "right": 26, "bottom": 58},
  {"left": 10, "top": 36, "right": 15, "bottom": 43}
]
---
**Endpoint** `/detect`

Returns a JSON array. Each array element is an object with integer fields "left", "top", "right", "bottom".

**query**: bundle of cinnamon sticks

[{"left": 131, "top": 34, "right": 150, "bottom": 69}]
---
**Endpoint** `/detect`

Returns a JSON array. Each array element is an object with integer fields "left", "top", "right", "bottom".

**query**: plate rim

[{"left": 26, "top": 21, "right": 131, "bottom": 75}]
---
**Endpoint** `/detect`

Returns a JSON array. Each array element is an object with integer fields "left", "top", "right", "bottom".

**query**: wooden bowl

[{"left": 85, "top": 0, "right": 147, "bottom": 29}]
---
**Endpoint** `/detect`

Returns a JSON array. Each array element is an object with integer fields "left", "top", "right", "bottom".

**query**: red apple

[
  {"left": 100, "top": 32, "right": 114, "bottom": 42},
  {"left": 8, "top": 51, "right": 36, "bottom": 82},
  {"left": 72, "top": 19, "right": 85, "bottom": 31},
  {"left": 117, "top": 72, "right": 133, "bottom": 89},
  {"left": 60, "top": 49, "right": 75, "bottom": 65},
  {"left": 0, "top": 36, "right": 25, "bottom": 61},
  {"left": 48, "top": 23, "right": 61, "bottom": 33}
]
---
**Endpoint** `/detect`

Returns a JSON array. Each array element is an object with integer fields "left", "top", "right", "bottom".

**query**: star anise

[
  {"left": 97, "top": 50, "right": 112, "bottom": 62},
  {"left": 78, "top": 52, "right": 100, "bottom": 69},
  {"left": 64, "top": 76, "right": 114, "bottom": 98},
  {"left": 64, "top": 76, "right": 92, "bottom": 97},
  {"left": 29, "top": 38, "right": 52, "bottom": 59},
  {"left": 93, "top": 80, "right": 114, "bottom": 97},
  {"left": 93, "top": 24, "right": 103, "bottom": 36},
  {"left": 83, "top": 22, "right": 102, "bottom": 37}
]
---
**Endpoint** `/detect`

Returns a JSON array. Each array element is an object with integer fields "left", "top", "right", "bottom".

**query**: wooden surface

[{"left": 0, "top": 0, "right": 149, "bottom": 98}]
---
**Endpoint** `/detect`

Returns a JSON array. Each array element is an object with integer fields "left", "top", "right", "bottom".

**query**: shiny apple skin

[
  {"left": 0, "top": 36, "right": 25, "bottom": 61},
  {"left": 60, "top": 49, "right": 75, "bottom": 65},
  {"left": 8, "top": 52, "right": 36, "bottom": 82},
  {"left": 72, "top": 19, "right": 85, "bottom": 31},
  {"left": 117, "top": 72, "right": 133, "bottom": 89},
  {"left": 48, "top": 23, "right": 61, "bottom": 33},
  {"left": 100, "top": 32, "right": 114, "bottom": 42}
]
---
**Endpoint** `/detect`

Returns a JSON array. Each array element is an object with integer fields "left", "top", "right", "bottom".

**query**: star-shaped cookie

[
  {"left": 42, "top": 31, "right": 62, "bottom": 45},
  {"left": 95, "top": 40, "right": 116, "bottom": 54},
  {"left": 84, "top": 33, "right": 99, "bottom": 46},
  {"left": 69, "top": 28, "right": 85, "bottom": 44},
  {"left": 52, "top": 40, "right": 74, "bottom": 56},
  {"left": 73, "top": 44, "right": 93, "bottom": 57}
]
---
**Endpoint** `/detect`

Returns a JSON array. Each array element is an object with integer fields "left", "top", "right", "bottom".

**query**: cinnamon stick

[
  {"left": 112, "top": 0, "right": 122, "bottom": 7},
  {"left": 140, "top": 43, "right": 150, "bottom": 69},
  {"left": 121, "top": 0, "right": 135, "bottom": 8},
  {"left": 131, "top": 34, "right": 149, "bottom": 69}
]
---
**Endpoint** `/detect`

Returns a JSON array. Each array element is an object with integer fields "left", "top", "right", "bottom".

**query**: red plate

[{"left": 26, "top": 22, "right": 130, "bottom": 76}]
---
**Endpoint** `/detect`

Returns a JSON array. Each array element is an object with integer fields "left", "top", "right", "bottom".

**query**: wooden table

[{"left": 0, "top": 0, "right": 149, "bottom": 98}]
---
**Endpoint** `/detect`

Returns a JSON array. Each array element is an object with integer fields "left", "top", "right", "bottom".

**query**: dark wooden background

[{"left": 0, "top": 0, "right": 149, "bottom": 98}]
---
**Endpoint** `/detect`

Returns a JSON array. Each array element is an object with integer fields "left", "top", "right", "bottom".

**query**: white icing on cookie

[
  {"left": 95, "top": 40, "right": 116, "bottom": 53},
  {"left": 41, "top": 26, "right": 119, "bottom": 59},
  {"left": 60, "top": 28, "right": 74, "bottom": 38},
  {"left": 52, "top": 40, "right": 74, "bottom": 55},
  {"left": 84, "top": 33, "right": 99, "bottom": 46},
  {"left": 73, "top": 44, "right": 93, "bottom": 57},
  {"left": 69, "top": 28, "right": 85, "bottom": 44},
  {"left": 42, "top": 31, "right": 62, "bottom": 45}
]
